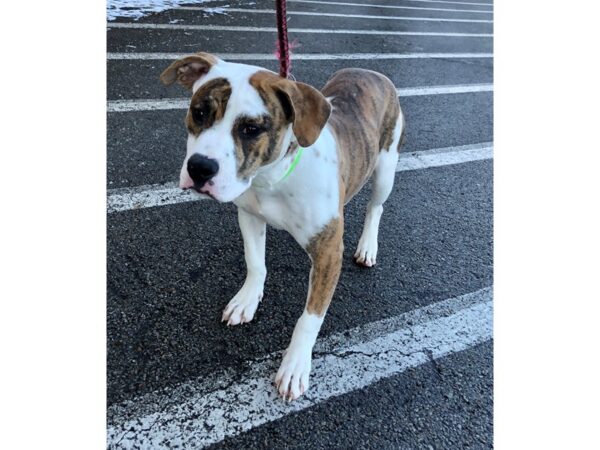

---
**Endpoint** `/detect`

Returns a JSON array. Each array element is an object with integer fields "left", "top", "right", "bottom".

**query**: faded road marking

[{"left": 107, "top": 287, "right": 492, "bottom": 449}]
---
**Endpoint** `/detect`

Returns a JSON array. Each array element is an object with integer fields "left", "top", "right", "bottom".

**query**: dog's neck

[{"left": 250, "top": 128, "right": 300, "bottom": 190}]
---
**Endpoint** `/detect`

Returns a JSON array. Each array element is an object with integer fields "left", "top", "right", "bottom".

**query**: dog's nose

[{"left": 187, "top": 154, "right": 219, "bottom": 186}]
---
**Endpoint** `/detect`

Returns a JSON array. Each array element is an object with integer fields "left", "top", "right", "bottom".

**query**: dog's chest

[
  {"left": 235, "top": 190, "right": 312, "bottom": 247},
  {"left": 235, "top": 138, "right": 341, "bottom": 246},
  {"left": 238, "top": 190, "right": 295, "bottom": 230}
]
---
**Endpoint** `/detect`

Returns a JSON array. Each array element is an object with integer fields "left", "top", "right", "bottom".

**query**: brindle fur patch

[
  {"left": 305, "top": 217, "right": 344, "bottom": 316},
  {"left": 322, "top": 68, "right": 402, "bottom": 203},
  {"left": 250, "top": 71, "right": 331, "bottom": 148},
  {"left": 379, "top": 99, "right": 401, "bottom": 151},
  {"left": 159, "top": 52, "right": 218, "bottom": 90},
  {"left": 185, "top": 77, "right": 231, "bottom": 136},
  {"left": 232, "top": 114, "right": 280, "bottom": 178},
  {"left": 229, "top": 71, "right": 295, "bottom": 179}
]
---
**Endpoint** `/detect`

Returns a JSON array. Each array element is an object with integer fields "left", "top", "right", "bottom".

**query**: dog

[{"left": 160, "top": 52, "right": 405, "bottom": 400}]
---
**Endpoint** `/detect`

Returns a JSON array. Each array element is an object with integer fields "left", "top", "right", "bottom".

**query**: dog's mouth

[
  {"left": 182, "top": 177, "right": 250, "bottom": 203},
  {"left": 184, "top": 185, "right": 217, "bottom": 200}
]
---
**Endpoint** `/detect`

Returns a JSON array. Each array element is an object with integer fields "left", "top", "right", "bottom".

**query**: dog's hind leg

[
  {"left": 222, "top": 208, "right": 266, "bottom": 325},
  {"left": 354, "top": 114, "right": 404, "bottom": 267}
]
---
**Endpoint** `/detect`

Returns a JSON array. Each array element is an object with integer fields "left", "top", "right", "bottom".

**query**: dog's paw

[
  {"left": 354, "top": 237, "right": 378, "bottom": 267},
  {"left": 275, "top": 346, "right": 312, "bottom": 401},
  {"left": 222, "top": 285, "right": 262, "bottom": 326}
]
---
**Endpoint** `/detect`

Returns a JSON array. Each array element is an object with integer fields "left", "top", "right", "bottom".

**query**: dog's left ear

[
  {"left": 274, "top": 79, "right": 332, "bottom": 148},
  {"left": 159, "top": 52, "right": 218, "bottom": 90}
]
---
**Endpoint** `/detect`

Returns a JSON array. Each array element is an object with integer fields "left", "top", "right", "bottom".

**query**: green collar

[
  {"left": 252, "top": 146, "right": 304, "bottom": 189},
  {"left": 275, "top": 146, "right": 304, "bottom": 184}
]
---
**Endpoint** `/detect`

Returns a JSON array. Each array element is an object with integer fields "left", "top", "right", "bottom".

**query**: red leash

[{"left": 275, "top": 0, "right": 290, "bottom": 78}]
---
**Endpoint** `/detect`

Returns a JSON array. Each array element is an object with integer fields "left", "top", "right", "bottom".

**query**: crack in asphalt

[{"left": 313, "top": 347, "right": 422, "bottom": 360}]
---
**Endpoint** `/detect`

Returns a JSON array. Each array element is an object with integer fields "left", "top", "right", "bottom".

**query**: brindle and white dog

[{"left": 160, "top": 52, "right": 405, "bottom": 400}]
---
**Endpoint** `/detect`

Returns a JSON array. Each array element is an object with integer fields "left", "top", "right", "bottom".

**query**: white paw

[
  {"left": 275, "top": 346, "right": 312, "bottom": 401},
  {"left": 221, "top": 283, "right": 263, "bottom": 326},
  {"left": 354, "top": 235, "right": 378, "bottom": 267}
]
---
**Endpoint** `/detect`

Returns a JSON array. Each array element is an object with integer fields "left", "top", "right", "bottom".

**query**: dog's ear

[
  {"left": 159, "top": 52, "right": 218, "bottom": 90},
  {"left": 274, "top": 79, "right": 332, "bottom": 147}
]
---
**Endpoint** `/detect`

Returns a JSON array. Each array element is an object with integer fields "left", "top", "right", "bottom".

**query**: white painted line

[
  {"left": 178, "top": 7, "right": 494, "bottom": 23},
  {"left": 397, "top": 82, "right": 493, "bottom": 96},
  {"left": 107, "top": 182, "right": 195, "bottom": 213},
  {"left": 107, "top": 22, "right": 492, "bottom": 37},
  {"left": 382, "top": 0, "right": 493, "bottom": 6},
  {"left": 107, "top": 51, "right": 492, "bottom": 60},
  {"left": 107, "top": 142, "right": 492, "bottom": 213},
  {"left": 288, "top": 0, "right": 493, "bottom": 14},
  {"left": 108, "top": 287, "right": 490, "bottom": 428},
  {"left": 107, "top": 287, "right": 493, "bottom": 449},
  {"left": 398, "top": 142, "right": 493, "bottom": 171},
  {"left": 108, "top": 84, "right": 492, "bottom": 112},
  {"left": 108, "top": 98, "right": 188, "bottom": 112}
]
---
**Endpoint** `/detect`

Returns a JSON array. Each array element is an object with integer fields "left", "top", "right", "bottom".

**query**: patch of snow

[
  {"left": 107, "top": 0, "right": 219, "bottom": 21},
  {"left": 201, "top": 6, "right": 230, "bottom": 16}
]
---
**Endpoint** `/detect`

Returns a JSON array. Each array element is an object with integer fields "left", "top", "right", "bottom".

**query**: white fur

[
  {"left": 354, "top": 114, "right": 403, "bottom": 266},
  {"left": 222, "top": 208, "right": 266, "bottom": 325},
  {"left": 275, "top": 311, "right": 324, "bottom": 400}
]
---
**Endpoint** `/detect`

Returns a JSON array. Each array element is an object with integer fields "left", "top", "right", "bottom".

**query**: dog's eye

[
  {"left": 191, "top": 104, "right": 210, "bottom": 124},
  {"left": 241, "top": 125, "right": 263, "bottom": 138}
]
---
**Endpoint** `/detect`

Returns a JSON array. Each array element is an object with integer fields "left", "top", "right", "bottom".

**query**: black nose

[{"left": 187, "top": 154, "right": 219, "bottom": 186}]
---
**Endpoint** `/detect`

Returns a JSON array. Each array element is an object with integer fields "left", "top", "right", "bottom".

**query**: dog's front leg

[
  {"left": 276, "top": 217, "right": 344, "bottom": 400},
  {"left": 222, "top": 208, "right": 266, "bottom": 325}
]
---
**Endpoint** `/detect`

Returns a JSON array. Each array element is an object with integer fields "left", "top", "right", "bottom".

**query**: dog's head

[{"left": 160, "top": 52, "right": 331, "bottom": 202}]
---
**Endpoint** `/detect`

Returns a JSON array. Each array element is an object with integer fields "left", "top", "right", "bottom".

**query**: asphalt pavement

[{"left": 107, "top": 0, "right": 494, "bottom": 448}]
